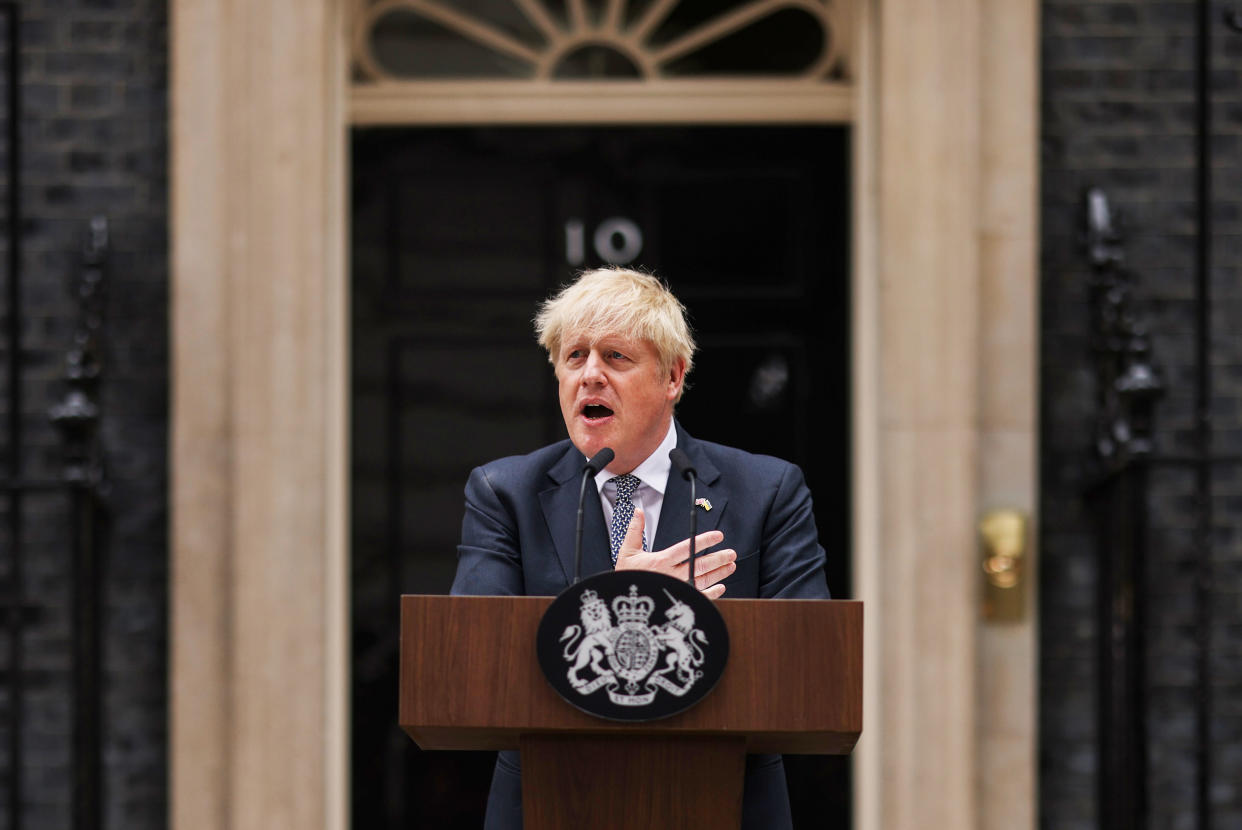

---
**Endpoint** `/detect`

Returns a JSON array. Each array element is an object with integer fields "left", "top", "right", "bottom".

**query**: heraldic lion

[{"left": 560, "top": 589, "right": 617, "bottom": 688}]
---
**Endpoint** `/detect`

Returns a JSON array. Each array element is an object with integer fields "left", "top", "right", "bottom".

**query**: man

[{"left": 452, "top": 267, "right": 830, "bottom": 829}]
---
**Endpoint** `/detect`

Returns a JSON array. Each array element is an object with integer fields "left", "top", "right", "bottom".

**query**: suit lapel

[
  {"left": 653, "top": 424, "right": 728, "bottom": 552},
  {"left": 539, "top": 445, "right": 613, "bottom": 584}
]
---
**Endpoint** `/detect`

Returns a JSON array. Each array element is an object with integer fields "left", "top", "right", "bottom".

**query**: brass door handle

[{"left": 979, "top": 509, "right": 1027, "bottom": 622}]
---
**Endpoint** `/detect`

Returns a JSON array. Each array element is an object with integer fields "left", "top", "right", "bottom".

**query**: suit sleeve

[
  {"left": 758, "top": 462, "right": 831, "bottom": 599},
  {"left": 450, "top": 466, "right": 526, "bottom": 596}
]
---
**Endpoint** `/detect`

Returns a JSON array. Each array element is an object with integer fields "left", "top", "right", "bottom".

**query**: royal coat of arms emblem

[
  {"left": 562, "top": 584, "right": 709, "bottom": 705},
  {"left": 537, "top": 570, "right": 729, "bottom": 721}
]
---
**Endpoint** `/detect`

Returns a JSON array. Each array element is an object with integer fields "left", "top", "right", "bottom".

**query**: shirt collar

[{"left": 594, "top": 419, "right": 677, "bottom": 496}]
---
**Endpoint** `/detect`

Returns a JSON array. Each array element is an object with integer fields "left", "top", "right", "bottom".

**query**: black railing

[
  {"left": 1087, "top": 4, "right": 1237, "bottom": 828},
  {"left": 1, "top": 210, "right": 108, "bottom": 830},
  {"left": 1, "top": 7, "right": 108, "bottom": 829},
  {"left": 1084, "top": 186, "right": 1161, "bottom": 830},
  {"left": 55, "top": 217, "right": 108, "bottom": 830}
]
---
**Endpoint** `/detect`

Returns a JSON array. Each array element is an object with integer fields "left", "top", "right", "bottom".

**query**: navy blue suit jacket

[{"left": 451, "top": 423, "right": 830, "bottom": 829}]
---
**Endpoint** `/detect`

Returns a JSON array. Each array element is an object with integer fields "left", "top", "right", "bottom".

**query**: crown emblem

[
  {"left": 612, "top": 585, "right": 655, "bottom": 625},
  {"left": 579, "top": 588, "right": 608, "bottom": 614}
]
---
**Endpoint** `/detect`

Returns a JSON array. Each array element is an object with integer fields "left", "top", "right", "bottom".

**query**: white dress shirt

[{"left": 593, "top": 419, "right": 677, "bottom": 550}]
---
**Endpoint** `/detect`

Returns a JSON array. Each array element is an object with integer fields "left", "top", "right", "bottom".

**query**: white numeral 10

[{"left": 565, "top": 217, "right": 644, "bottom": 266}]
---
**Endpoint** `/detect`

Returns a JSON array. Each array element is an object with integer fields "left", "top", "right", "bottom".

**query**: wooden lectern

[{"left": 399, "top": 595, "right": 862, "bottom": 829}]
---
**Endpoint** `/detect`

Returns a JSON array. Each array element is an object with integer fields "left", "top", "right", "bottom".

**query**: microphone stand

[
  {"left": 574, "top": 447, "right": 614, "bottom": 584},
  {"left": 669, "top": 448, "right": 698, "bottom": 588},
  {"left": 686, "top": 471, "right": 697, "bottom": 587}
]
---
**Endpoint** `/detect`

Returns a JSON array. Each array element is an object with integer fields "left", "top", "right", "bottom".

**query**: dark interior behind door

[{"left": 351, "top": 125, "right": 851, "bottom": 827}]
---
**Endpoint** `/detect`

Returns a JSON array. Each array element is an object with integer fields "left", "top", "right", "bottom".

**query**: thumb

[{"left": 617, "top": 507, "right": 646, "bottom": 559}]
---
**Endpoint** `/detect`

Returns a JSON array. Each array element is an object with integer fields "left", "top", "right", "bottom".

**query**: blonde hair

[{"left": 535, "top": 267, "right": 696, "bottom": 390}]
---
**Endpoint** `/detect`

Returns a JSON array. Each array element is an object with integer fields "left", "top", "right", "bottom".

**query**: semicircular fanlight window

[{"left": 354, "top": 0, "right": 847, "bottom": 82}]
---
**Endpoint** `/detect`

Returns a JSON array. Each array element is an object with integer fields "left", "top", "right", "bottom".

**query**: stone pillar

[
  {"left": 856, "top": 0, "right": 988, "bottom": 828},
  {"left": 170, "top": 1, "right": 349, "bottom": 828}
]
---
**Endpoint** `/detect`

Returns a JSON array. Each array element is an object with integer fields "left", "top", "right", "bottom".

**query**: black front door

[{"left": 351, "top": 125, "right": 851, "bottom": 828}]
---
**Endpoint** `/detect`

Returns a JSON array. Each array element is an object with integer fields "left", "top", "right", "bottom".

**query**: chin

[
  {"left": 573, "top": 427, "right": 621, "bottom": 463},
  {"left": 567, "top": 428, "right": 600, "bottom": 455},
  {"left": 577, "top": 438, "right": 609, "bottom": 459}
]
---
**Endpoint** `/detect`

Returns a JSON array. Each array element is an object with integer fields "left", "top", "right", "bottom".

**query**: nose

[{"left": 581, "top": 349, "right": 607, "bottom": 386}]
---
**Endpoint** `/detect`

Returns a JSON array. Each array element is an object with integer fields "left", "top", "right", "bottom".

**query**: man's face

[{"left": 555, "top": 332, "right": 685, "bottom": 474}]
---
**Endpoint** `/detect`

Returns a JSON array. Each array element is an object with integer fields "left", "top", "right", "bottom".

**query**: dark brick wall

[
  {"left": 1, "top": 2, "right": 167, "bottom": 828},
  {"left": 1041, "top": 1, "right": 1242, "bottom": 827},
  {"left": 5, "top": 2, "right": 1241, "bottom": 829}
]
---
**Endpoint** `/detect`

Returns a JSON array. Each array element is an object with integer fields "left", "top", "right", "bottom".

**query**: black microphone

[
  {"left": 669, "top": 448, "right": 698, "bottom": 587},
  {"left": 574, "top": 447, "right": 614, "bottom": 584}
]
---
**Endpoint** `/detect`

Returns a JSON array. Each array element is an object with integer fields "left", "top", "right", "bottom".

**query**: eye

[{"left": 608, "top": 350, "right": 627, "bottom": 361}]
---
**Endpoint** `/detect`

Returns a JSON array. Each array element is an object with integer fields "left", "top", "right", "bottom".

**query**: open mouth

[{"left": 582, "top": 404, "right": 614, "bottom": 421}]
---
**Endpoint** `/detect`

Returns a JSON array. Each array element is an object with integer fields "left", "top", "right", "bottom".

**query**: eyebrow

[{"left": 563, "top": 337, "right": 632, "bottom": 352}]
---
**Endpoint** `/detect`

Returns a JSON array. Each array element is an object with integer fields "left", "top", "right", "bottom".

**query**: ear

[{"left": 665, "top": 357, "right": 687, "bottom": 400}]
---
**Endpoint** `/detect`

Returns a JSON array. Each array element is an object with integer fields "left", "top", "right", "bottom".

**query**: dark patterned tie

[{"left": 609, "top": 473, "right": 647, "bottom": 565}]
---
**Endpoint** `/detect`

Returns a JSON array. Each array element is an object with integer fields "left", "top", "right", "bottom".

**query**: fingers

[
  {"left": 663, "top": 549, "right": 736, "bottom": 593},
  {"left": 666, "top": 530, "right": 725, "bottom": 562},
  {"left": 661, "top": 550, "right": 736, "bottom": 581},
  {"left": 615, "top": 523, "right": 735, "bottom": 598},
  {"left": 680, "top": 544, "right": 735, "bottom": 596},
  {"left": 691, "top": 556, "right": 736, "bottom": 591},
  {"left": 672, "top": 548, "right": 737, "bottom": 577}
]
